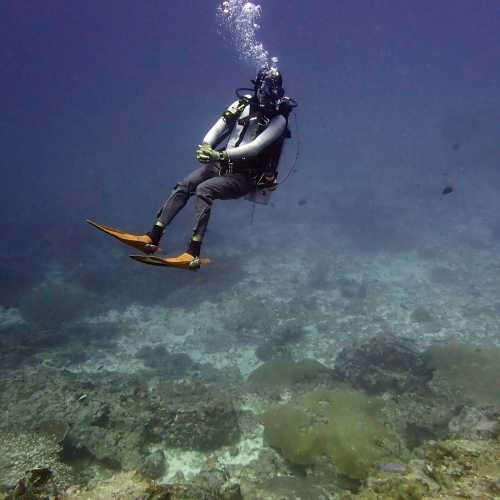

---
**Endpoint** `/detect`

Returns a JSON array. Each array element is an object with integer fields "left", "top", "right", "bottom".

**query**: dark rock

[
  {"left": 336, "top": 277, "right": 368, "bottom": 300},
  {"left": 386, "top": 375, "right": 464, "bottom": 448},
  {"left": 255, "top": 341, "right": 290, "bottom": 362},
  {"left": 410, "top": 306, "right": 434, "bottom": 323},
  {"left": 429, "top": 266, "right": 459, "bottom": 286},
  {"left": 448, "top": 405, "right": 500, "bottom": 440},
  {"left": 334, "top": 334, "right": 434, "bottom": 393},
  {"left": 254, "top": 324, "right": 305, "bottom": 362},
  {"left": 489, "top": 479, "right": 500, "bottom": 495},
  {"left": 135, "top": 345, "right": 198, "bottom": 376},
  {"left": 140, "top": 449, "right": 166, "bottom": 480},
  {"left": 247, "top": 359, "right": 333, "bottom": 390},
  {"left": 160, "top": 399, "right": 239, "bottom": 451},
  {"left": 423, "top": 343, "right": 500, "bottom": 407}
]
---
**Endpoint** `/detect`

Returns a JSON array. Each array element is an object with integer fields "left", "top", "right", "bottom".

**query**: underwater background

[{"left": 1, "top": 1, "right": 500, "bottom": 498}]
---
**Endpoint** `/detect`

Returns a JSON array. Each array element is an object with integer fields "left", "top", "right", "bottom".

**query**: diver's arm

[
  {"left": 202, "top": 99, "right": 241, "bottom": 147},
  {"left": 225, "top": 114, "right": 287, "bottom": 161},
  {"left": 202, "top": 117, "right": 227, "bottom": 147}
]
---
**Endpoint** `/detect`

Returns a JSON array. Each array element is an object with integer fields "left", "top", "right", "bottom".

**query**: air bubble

[{"left": 216, "top": 0, "right": 273, "bottom": 68}]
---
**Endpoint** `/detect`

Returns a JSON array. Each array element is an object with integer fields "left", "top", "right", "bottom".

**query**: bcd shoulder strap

[{"left": 221, "top": 96, "right": 252, "bottom": 124}]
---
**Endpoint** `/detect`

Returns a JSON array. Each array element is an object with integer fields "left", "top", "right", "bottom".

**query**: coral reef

[
  {"left": 355, "top": 438, "right": 500, "bottom": 499},
  {"left": 222, "top": 293, "right": 315, "bottom": 347},
  {"left": 153, "top": 378, "right": 241, "bottom": 451},
  {"left": 410, "top": 306, "right": 435, "bottom": 324},
  {"left": 58, "top": 470, "right": 243, "bottom": 500},
  {"left": 424, "top": 342, "right": 500, "bottom": 406},
  {"left": 0, "top": 369, "right": 239, "bottom": 481},
  {"left": 4, "top": 224, "right": 500, "bottom": 499},
  {"left": 1, "top": 332, "right": 499, "bottom": 498},
  {"left": 448, "top": 405, "right": 499, "bottom": 440},
  {"left": 387, "top": 390, "right": 457, "bottom": 449},
  {"left": 241, "top": 476, "right": 333, "bottom": 500},
  {"left": 254, "top": 338, "right": 291, "bottom": 361},
  {"left": 61, "top": 472, "right": 150, "bottom": 499},
  {"left": 135, "top": 345, "right": 199, "bottom": 375},
  {"left": 2, "top": 435, "right": 499, "bottom": 499},
  {"left": 336, "top": 277, "right": 368, "bottom": 300},
  {"left": 334, "top": 334, "right": 434, "bottom": 393},
  {"left": 247, "top": 358, "right": 333, "bottom": 390},
  {"left": 254, "top": 323, "right": 306, "bottom": 362},
  {"left": 0, "top": 430, "right": 75, "bottom": 492},
  {"left": 335, "top": 336, "right": 492, "bottom": 448},
  {"left": 0, "top": 321, "right": 122, "bottom": 373}
]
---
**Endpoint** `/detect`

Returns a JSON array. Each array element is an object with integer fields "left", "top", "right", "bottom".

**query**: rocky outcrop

[
  {"left": 152, "top": 378, "right": 240, "bottom": 451},
  {"left": 0, "top": 368, "right": 240, "bottom": 481},
  {"left": 355, "top": 438, "right": 500, "bottom": 499},
  {"left": 448, "top": 405, "right": 500, "bottom": 440},
  {"left": 334, "top": 333, "right": 434, "bottom": 393},
  {"left": 0, "top": 430, "right": 74, "bottom": 493}
]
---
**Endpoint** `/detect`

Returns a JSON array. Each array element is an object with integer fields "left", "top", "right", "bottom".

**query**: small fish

[
  {"left": 298, "top": 198, "right": 307, "bottom": 206},
  {"left": 442, "top": 185, "right": 454, "bottom": 195}
]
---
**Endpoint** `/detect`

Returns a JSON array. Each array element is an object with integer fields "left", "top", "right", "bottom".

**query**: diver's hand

[{"left": 196, "top": 144, "right": 222, "bottom": 164}]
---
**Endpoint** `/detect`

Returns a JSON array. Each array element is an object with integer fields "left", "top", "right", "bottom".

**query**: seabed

[{"left": 1, "top": 205, "right": 499, "bottom": 499}]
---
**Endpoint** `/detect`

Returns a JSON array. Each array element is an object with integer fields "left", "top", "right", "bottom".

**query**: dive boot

[{"left": 86, "top": 219, "right": 161, "bottom": 254}]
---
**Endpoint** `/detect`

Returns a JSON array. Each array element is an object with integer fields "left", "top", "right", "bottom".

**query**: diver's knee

[
  {"left": 174, "top": 181, "right": 190, "bottom": 195},
  {"left": 195, "top": 184, "right": 211, "bottom": 199}
]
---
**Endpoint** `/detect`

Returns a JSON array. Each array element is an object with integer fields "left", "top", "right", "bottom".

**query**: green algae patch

[
  {"left": 247, "top": 359, "right": 332, "bottom": 388},
  {"left": 425, "top": 343, "right": 500, "bottom": 406},
  {"left": 261, "top": 389, "right": 401, "bottom": 480}
]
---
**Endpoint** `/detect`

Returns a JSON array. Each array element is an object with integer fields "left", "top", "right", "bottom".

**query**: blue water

[{"left": 1, "top": 1, "right": 499, "bottom": 274}]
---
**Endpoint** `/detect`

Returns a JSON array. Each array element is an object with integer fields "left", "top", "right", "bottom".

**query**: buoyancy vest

[{"left": 219, "top": 97, "right": 293, "bottom": 177}]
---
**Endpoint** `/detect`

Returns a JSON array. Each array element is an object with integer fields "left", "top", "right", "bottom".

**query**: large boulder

[{"left": 334, "top": 334, "right": 433, "bottom": 393}]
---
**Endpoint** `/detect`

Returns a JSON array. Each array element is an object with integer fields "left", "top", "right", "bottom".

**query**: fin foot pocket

[
  {"left": 86, "top": 219, "right": 161, "bottom": 254},
  {"left": 130, "top": 252, "right": 210, "bottom": 270}
]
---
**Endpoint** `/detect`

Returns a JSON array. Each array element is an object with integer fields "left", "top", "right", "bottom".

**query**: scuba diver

[{"left": 87, "top": 64, "right": 296, "bottom": 270}]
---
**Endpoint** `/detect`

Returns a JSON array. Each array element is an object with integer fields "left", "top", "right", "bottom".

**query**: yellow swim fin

[
  {"left": 86, "top": 219, "right": 161, "bottom": 254},
  {"left": 130, "top": 252, "right": 210, "bottom": 270}
]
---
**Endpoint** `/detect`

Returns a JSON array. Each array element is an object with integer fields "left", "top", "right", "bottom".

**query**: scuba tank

[{"left": 245, "top": 95, "right": 298, "bottom": 205}]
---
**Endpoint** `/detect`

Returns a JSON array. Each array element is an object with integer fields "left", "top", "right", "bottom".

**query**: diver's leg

[
  {"left": 148, "top": 164, "right": 218, "bottom": 245},
  {"left": 187, "top": 173, "right": 254, "bottom": 257}
]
